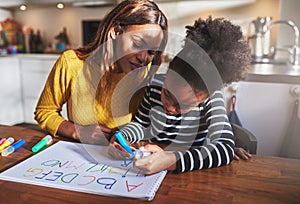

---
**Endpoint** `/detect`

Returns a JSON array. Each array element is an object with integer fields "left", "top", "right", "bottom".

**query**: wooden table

[{"left": 0, "top": 124, "right": 300, "bottom": 204}]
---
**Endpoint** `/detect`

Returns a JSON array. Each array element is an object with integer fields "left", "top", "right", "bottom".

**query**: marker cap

[
  {"left": 0, "top": 137, "right": 14, "bottom": 152},
  {"left": 1, "top": 146, "right": 14, "bottom": 156}
]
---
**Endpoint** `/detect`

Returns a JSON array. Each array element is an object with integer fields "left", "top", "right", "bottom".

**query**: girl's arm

[
  {"left": 172, "top": 91, "right": 235, "bottom": 173},
  {"left": 118, "top": 86, "right": 153, "bottom": 143}
]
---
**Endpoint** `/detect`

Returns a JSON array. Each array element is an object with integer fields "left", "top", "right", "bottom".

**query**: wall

[
  {"left": 276, "top": 0, "right": 300, "bottom": 61},
  {"left": 13, "top": 6, "right": 112, "bottom": 49},
  {"left": 0, "top": 8, "right": 12, "bottom": 21},
  {"left": 278, "top": 0, "right": 300, "bottom": 46},
  {"left": 11, "top": 0, "right": 282, "bottom": 52}
]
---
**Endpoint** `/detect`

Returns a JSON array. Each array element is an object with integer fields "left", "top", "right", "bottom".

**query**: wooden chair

[{"left": 231, "top": 123, "right": 257, "bottom": 154}]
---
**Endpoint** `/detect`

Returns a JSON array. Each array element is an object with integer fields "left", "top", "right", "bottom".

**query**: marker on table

[
  {"left": 1, "top": 139, "right": 26, "bottom": 157},
  {"left": 0, "top": 138, "right": 6, "bottom": 145},
  {"left": 31, "top": 135, "right": 53, "bottom": 153},
  {"left": 0, "top": 137, "right": 14, "bottom": 152},
  {"left": 114, "top": 132, "right": 134, "bottom": 157}
]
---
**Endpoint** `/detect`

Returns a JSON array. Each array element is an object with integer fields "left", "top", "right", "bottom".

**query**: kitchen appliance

[
  {"left": 248, "top": 16, "right": 300, "bottom": 66},
  {"left": 248, "top": 16, "right": 274, "bottom": 63}
]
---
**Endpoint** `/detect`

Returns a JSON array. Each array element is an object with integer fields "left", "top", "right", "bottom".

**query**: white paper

[{"left": 0, "top": 141, "right": 167, "bottom": 201}]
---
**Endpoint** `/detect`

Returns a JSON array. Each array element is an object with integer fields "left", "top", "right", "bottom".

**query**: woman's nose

[{"left": 137, "top": 50, "right": 151, "bottom": 64}]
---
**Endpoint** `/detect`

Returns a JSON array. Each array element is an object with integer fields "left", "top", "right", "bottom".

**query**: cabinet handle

[{"left": 290, "top": 86, "right": 300, "bottom": 97}]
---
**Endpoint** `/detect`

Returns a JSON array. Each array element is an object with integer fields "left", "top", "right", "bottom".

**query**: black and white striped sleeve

[
  {"left": 120, "top": 86, "right": 152, "bottom": 143},
  {"left": 173, "top": 91, "right": 235, "bottom": 173}
]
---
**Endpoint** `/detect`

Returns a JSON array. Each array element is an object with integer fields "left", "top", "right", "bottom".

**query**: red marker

[{"left": 0, "top": 138, "right": 6, "bottom": 145}]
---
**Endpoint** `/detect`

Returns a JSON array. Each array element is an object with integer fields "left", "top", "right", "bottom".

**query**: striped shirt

[{"left": 120, "top": 74, "right": 235, "bottom": 173}]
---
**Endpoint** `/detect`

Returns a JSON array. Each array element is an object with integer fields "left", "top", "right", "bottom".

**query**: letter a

[{"left": 125, "top": 180, "right": 143, "bottom": 192}]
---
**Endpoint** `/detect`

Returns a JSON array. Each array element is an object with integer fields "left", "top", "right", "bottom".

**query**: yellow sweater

[{"left": 35, "top": 50, "right": 148, "bottom": 136}]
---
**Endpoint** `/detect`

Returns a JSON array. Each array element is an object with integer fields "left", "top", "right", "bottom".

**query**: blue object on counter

[{"left": 56, "top": 42, "right": 65, "bottom": 51}]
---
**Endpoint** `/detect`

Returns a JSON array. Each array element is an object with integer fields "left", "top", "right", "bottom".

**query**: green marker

[{"left": 31, "top": 135, "right": 52, "bottom": 153}]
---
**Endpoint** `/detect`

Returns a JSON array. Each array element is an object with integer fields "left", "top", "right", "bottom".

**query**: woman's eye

[{"left": 133, "top": 42, "right": 142, "bottom": 49}]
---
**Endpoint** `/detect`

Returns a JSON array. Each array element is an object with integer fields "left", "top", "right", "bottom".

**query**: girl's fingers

[{"left": 143, "top": 144, "right": 163, "bottom": 153}]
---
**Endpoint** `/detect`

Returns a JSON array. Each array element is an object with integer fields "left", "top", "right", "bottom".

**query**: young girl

[
  {"left": 109, "top": 16, "right": 251, "bottom": 174},
  {"left": 34, "top": 0, "right": 168, "bottom": 144}
]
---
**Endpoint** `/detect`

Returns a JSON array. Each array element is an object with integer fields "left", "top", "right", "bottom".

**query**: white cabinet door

[
  {"left": 20, "top": 58, "right": 56, "bottom": 123},
  {"left": 20, "top": 59, "right": 54, "bottom": 98},
  {"left": 225, "top": 81, "right": 298, "bottom": 156},
  {"left": 0, "top": 57, "right": 23, "bottom": 125}
]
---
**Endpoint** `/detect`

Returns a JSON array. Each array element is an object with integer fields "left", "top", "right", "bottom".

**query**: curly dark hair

[{"left": 183, "top": 16, "right": 251, "bottom": 86}]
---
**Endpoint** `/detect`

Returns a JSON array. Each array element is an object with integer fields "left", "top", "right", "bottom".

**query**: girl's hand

[
  {"left": 134, "top": 146, "right": 176, "bottom": 175},
  {"left": 234, "top": 147, "right": 252, "bottom": 160},
  {"left": 140, "top": 144, "right": 164, "bottom": 153},
  {"left": 108, "top": 136, "right": 136, "bottom": 160}
]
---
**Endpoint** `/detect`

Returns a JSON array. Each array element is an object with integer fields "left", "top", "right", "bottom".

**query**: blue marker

[
  {"left": 1, "top": 139, "right": 26, "bottom": 157},
  {"left": 114, "top": 132, "right": 134, "bottom": 157}
]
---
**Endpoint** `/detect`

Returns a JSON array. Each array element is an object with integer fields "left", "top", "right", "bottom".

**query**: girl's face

[
  {"left": 161, "top": 71, "right": 208, "bottom": 115},
  {"left": 113, "top": 24, "right": 163, "bottom": 74}
]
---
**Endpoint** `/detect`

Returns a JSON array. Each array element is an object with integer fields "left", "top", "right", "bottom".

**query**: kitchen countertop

[
  {"left": 1, "top": 54, "right": 300, "bottom": 84},
  {"left": 0, "top": 53, "right": 60, "bottom": 60},
  {"left": 16, "top": 53, "right": 60, "bottom": 60},
  {"left": 246, "top": 63, "right": 300, "bottom": 84}
]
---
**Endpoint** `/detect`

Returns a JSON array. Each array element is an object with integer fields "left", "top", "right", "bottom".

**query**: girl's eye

[{"left": 164, "top": 89, "right": 171, "bottom": 98}]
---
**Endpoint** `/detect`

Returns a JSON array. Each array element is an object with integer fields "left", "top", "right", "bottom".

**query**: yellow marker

[{"left": 0, "top": 137, "right": 14, "bottom": 153}]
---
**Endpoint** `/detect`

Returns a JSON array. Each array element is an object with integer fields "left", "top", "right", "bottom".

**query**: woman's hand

[
  {"left": 58, "top": 121, "right": 111, "bottom": 145},
  {"left": 133, "top": 144, "right": 176, "bottom": 175},
  {"left": 108, "top": 136, "right": 136, "bottom": 160},
  {"left": 234, "top": 147, "right": 252, "bottom": 160},
  {"left": 75, "top": 124, "right": 112, "bottom": 145}
]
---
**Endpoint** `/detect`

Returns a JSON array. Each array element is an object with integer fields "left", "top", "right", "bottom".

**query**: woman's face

[{"left": 114, "top": 24, "right": 163, "bottom": 74}]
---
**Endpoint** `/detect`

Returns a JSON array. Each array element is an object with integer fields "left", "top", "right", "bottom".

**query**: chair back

[{"left": 231, "top": 123, "right": 257, "bottom": 154}]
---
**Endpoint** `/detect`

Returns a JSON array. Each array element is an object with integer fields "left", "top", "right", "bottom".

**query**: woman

[{"left": 34, "top": 0, "right": 168, "bottom": 144}]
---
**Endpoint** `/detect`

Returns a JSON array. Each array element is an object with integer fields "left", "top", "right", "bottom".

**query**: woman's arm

[
  {"left": 57, "top": 120, "right": 76, "bottom": 138},
  {"left": 34, "top": 53, "right": 70, "bottom": 136}
]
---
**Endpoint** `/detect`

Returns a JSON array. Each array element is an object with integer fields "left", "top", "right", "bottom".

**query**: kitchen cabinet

[
  {"left": 19, "top": 56, "right": 58, "bottom": 123},
  {"left": 0, "top": 54, "right": 65, "bottom": 125},
  {"left": 224, "top": 80, "right": 300, "bottom": 156},
  {"left": 0, "top": 57, "right": 23, "bottom": 125}
]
